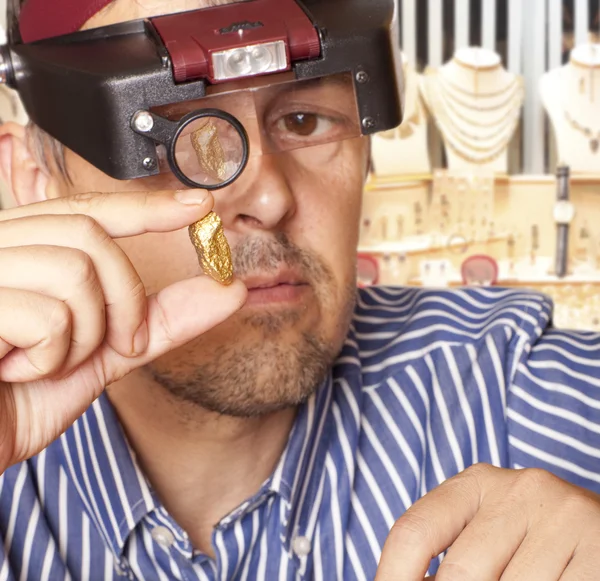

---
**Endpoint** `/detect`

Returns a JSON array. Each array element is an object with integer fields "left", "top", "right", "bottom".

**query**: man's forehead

[{"left": 84, "top": 0, "right": 248, "bottom": 30}]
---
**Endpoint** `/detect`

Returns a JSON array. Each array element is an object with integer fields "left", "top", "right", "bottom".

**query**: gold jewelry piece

[
  {"left": 565, "top": 111, "right": 600, "bottom": 153},
  {"left": 437, "top": 131, "right": 518, "bottom": 164},
  {"left": 428, "top": 69, "right": 524, "bottom": 112},
  {"left": 452, "top": 57, "right": 501, "bottom": 73},
  {"left": 422, "top": 73, "right": 523, "bottom": 164},
  {"left": 435, "top": 121, "right": 520, "bottom": 154},
  {"left": 432, "top": 101, "right": 522, "bottom": 143},
  {"left": 189, "top": 212, "right": 234, "bottom": 285},
  {"left": 435, "top": 82, "right": 524, "bottom": 127},
  {"left": 570, "top": 57, "right": 599, "bottom": 102},
  {"left": 447, "top": 233, "right": 470, "bottom": 254},
  {"left": 396, "top": 215, "right": 405, "bottom": 239},
  {"left": 438, "top": 78, "right": 523, "bottom": 112},
  {"left": 443, "top": 68, "right": 520, "bottom": 98}
]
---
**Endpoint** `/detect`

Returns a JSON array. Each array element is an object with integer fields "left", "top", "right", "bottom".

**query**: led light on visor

[{"left": 212, "top": 41, "right": 288, "bottom": 81}]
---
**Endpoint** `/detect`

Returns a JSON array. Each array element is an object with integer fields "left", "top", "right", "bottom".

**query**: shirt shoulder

[
  {"left": 508, "top": 325, "right": 600, "bottom": 491},
  {"left": 349, "top": 286, "right": 553, "bottom": 388},
  {"left": 328, "top": 287, "right": 557, "bottom": 506}
]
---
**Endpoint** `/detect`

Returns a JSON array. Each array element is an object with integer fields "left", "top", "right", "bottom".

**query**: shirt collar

[
  {"left": 211, "top": 373, "right": 338, "bottom": 549},
  {"left": 268, "top": 322, "right": 363, "bottom": 547},
  {"left": 269, "top": 374, "right": 332, "bottom": 504}
]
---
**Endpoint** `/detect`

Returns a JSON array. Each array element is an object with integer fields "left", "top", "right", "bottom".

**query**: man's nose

[{"left": 214, "top": 152, "right": 297, "bottom": 234}]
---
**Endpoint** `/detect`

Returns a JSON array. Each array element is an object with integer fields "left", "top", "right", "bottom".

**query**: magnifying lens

[{"left": 131, "top": 108, "right": 249, "bottom": 190}]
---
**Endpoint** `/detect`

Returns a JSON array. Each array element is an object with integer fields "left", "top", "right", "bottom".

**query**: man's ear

[{"left": 0, "top": 122, "right": 58, "bottom": 206}]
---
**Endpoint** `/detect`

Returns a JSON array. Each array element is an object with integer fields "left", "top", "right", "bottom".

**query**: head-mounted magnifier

[
  {"left": 0, "top": 0, "right": 404, "bottom": 190},
  {"left": 132, "top": 108, "right": 249, "bottom": 189}
]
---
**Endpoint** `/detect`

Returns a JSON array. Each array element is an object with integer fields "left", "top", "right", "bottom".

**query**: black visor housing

[{"left": 1, "top": 0, "right": 404, "bottom": 185}]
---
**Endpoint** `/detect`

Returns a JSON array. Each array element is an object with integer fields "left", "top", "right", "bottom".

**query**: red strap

[{"left": 19, "top": 0, "right": 114, "bottom": 43}]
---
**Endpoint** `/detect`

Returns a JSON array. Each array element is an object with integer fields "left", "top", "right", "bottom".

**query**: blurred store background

[{"left": 361, "top": 0, "right": 600, "bottom": 331}]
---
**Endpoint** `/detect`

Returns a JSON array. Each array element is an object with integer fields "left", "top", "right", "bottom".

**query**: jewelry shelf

[{"left": 358, "top": 232, "right": 510, "bottom": 257}]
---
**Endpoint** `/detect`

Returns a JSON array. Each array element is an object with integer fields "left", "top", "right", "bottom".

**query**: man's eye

[{"left": 278, "top": 113, "right": 332, "bottom": 137}]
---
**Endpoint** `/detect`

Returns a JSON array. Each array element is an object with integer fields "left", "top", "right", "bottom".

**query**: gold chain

[
  {"left": 561, "top": 68, "right": 600, "bottom": 154},
  {"left": 422, "top": 74, "right": 523, "bottom": 163},
  {"left": 435, "top": 81, "right": 525, "bottom": 127},
  {"left": 442, "top": 136, "right": 516, "bottom": 164},
  {"left": 433, "top": 90, "right": 523, "bottom": 140},
  {"left": 430, "top": 69, "right": 524, "bottom": 112},
  {"left": 564, "top": 110, "right": 600, "bottom": 153},
  {"left": 441, "top": 69, "right": 520, "bottom": 98},
  {"left": 433, "top": 111, "right": 521, "bottom": 150}
]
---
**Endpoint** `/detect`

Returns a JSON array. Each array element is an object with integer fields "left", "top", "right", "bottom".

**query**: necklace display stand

[
  {"left": 371, "top": 54, "right": 431, "bottom": 176},
  {"left": 541, "top": 43, "right": 600, "bottom": 173},
  {"left": 420, "top": 47, "right": 524, "bottom": 173}
]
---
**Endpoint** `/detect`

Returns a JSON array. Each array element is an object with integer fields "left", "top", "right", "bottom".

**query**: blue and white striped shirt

[{"left": 1, "top": 287, "right": 599, "bottom": 581}]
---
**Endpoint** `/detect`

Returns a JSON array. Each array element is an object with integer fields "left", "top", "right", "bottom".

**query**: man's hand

[
  {"left": 0, "top": 189, "right": 247, "bottom": 472},
  {"left": 375, "top": 464, "right": 600, "bottom": 581}
]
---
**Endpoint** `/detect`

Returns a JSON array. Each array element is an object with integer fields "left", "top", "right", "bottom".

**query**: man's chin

[
  {"left": 238, "top": 306, "right": 306, "bottom": 335},
  {"left": 143, "top": 276, "right": 355, "bottom": 418},
  {"left": 146, "top": 327, "right": 335, "bottom": 418}
]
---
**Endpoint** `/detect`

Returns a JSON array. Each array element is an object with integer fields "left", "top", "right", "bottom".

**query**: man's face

[{"left": 59, "top": 0, "right": 368, "bottom": 416}]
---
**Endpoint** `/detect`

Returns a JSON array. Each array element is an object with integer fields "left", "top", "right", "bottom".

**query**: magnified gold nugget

[
  {"left": 190, "top": 119, "right": 226, "bottom": 182},
  {"left": 189, "top": 212, "right": 233, "bottom": 285}
]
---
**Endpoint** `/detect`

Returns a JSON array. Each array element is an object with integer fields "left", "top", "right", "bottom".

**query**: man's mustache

[
  {"left": 233, "top": 232, "right": 309, "bottom": 275},
  {"left": 232, "top": 232, "right": 333, "bottom": 286}
]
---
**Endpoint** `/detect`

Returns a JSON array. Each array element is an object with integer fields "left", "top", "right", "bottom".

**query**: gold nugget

[
  {"left": 190, "top": 119, "right": 226, "bottom": 182},
  {"left": 189, "top": 211, "right": 233, "bottom": 285}
]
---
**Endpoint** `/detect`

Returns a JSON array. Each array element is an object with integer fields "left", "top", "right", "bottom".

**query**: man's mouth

[{"left": 242, "top": 270, "right": 310, "bottom": 306}]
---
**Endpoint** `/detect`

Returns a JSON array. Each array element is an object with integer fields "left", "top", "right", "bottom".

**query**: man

[{"left": 0, "top": 0, "right": 599, "bottom": 580}]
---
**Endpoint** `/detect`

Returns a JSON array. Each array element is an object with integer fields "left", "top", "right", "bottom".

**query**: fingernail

[
  {"left": 132, "top": 320, "right": 149, "bottom": 356},
  {"left": 174, "top": 189, "right": 210, "bottom": 205}
]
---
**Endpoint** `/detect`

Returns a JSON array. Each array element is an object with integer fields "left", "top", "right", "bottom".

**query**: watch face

[{"left": 553, "top": 201, "right": 576, "bottom": 225}]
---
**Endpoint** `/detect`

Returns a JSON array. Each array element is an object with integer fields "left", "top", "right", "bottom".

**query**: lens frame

[
  {"left": 169, "top": 109, "right": 249, "bottom": 190},
  {"left": 132, "top": 108, "right": 249, "bottom": 190}
]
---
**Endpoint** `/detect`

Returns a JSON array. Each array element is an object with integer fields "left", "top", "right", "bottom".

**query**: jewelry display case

[{"left": 362, "top": 40, "right": 600, "bottom": 330}]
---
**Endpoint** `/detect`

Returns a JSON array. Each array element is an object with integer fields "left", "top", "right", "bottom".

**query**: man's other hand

[{"left": 375, "top": 463, "right": 600, "bottom": 581}]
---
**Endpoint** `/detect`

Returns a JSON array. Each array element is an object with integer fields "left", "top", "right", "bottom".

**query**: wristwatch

[
  {"left": 553, "top": 200, "right": 575, "bottom": 225},
  {"left": 554, "top": 166, "right": 573, "bottom": 278}
]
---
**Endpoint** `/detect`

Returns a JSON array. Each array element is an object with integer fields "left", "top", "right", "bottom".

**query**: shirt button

[
  {"left": 292, "top": 535, "right": 311, "bottom": 557},
  {"left": 151, "top": 526, "right": 175, "bottom": 548},
  {"left": 113, "top": 564, "right": 125, "bottom": 576}
]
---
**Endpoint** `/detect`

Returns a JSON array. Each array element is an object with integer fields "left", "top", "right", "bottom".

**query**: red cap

[{"left": 20, "top": 0, "right": 113, "bottom": 43}]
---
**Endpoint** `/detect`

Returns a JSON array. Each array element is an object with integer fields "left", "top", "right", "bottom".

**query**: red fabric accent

[{"left": 19, "top": 0, "right": 114, "bottom": 43}]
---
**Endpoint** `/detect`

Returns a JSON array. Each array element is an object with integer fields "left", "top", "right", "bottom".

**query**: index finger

[
  {"left": 374, "top": 469, "right": 484, "bottom": 581},
  {"left": 0, "top": 189, "right": 213, "bottom": 238}
]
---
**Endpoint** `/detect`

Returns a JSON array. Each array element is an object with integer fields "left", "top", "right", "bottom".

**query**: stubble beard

[{"left": 147, "top": 233, "right": 357, "bottom": 417}]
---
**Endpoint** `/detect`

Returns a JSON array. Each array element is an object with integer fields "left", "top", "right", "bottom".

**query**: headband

[{"left": 19, "top": 0, "right": 113, "bottom": 43}]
